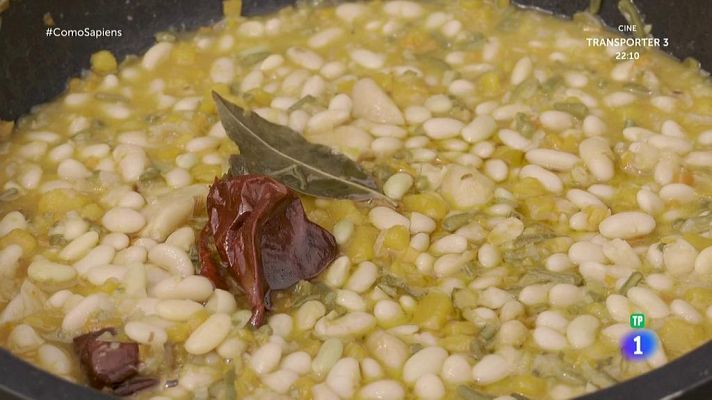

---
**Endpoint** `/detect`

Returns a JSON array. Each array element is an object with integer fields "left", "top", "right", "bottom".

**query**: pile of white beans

[{"left": 1, "top": 1, "right": 712, "bottom": 399}]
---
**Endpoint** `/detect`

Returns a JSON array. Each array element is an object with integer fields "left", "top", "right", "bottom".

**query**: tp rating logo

[
  {"left": 630, "top": 313, "right": 645, "bottom": 329},
  {"left": 621, "top": 313, "right": 657, "bottom": 361}
]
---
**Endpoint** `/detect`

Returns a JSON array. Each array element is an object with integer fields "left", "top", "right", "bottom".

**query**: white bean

[
  {"left": 520, "top": 164, "right": 563, "bottom": 193},
  {"left": 286, "top": 47, "right": 323, "bottom": 71},
  {"left": 58, "top": 231, "right": 98, "bottom": 261},
  {"left": 281, "top": 351, "right": 312, "bottom": 375},
  {"left": 402, "top": 346, "right": 448, "bottom": 385},
  {"left": 663, "top": 239, "right": 697, "bottom": 276},
  {"left": 533, "top": 326, "right": 568, "bottom": 351},
  {"left": 384, "top": 173, "right": 413, "bottom": 200},
  {"left": 345, "top": 261, "right": 379, "bottom": 293},
  {"left": 0, "top": 211, "right": 27, "bottom": 237},
  {"left": 27, "top": 259, "right": 76, "bottom": 285},
  {"left": 440, "top": 354, "right": 473, "bottom": 384},
  {"left": 74, "top": 244, "right": 116, "bottom": 275},
  {"left": 462, "top": 115, "right": 497, "bottom": 143},
  {"left": 525, "top": 149, "right": 580, "bottom": 171},
  {"left": 261, "top": 369, "right": 299, "bottom": 394},
  {"left": 312, "top": 338, "right": 344, "bottom": 377},
  {"left": 540, "top": 110, "right": 574, "bottom": 131},
  {"left": 150, "top": 275, "right": 214, "bottom": 301},
  {"left": 212, "top": 337, "right": 244, "bottom": 360},
  {"left": 148, "top": 243, "right": 194, "bottom": 277},
  {"left": 62, "top": 293, "right": 112, "bottom": 332},
  {"left": 326, "top": 357, "right": 361, "bottom": 398},
  {"left": 324, "top": 256, "right": 351, "bottom": 288},
  {"left": 205, "top": 289, "right": 237, "bottom": 315},
  {"left": 185, "top": 313, "right": 231, "bottom": 355},
  {"left": 8, "top": 324, "right": 44, "bottom": 352},
  {"left": 351, "top": 78, "right": 404, "bottom": 125},
  {"left": 498, "top": 129, "right": 531, "bottom": 151},
  {"left": 627, "top": 287, "right": 670, "bottom": 318},
  {"left": 536, "top": 310, "right": 569, "bottom": 333},
  {"left": 125, "top": 321, "right": 167, "bottom": 345},
  {"left": 579, "top": 137, "right": 614, "bottom": 181},
  {"left": 308, "top": 27, "right": 344, "bottom": 48},
  {"left": 351, "top": 49, "right": 385, "bottom": 69},
  {"left": 423, "top": 118, "right": 464, "bottom": 140},
  {"left": 142, "top": 42, "right": 173, "bottom": 70},
  {"left": 566, "top": 315, "right": 599, "bottom": 349},
  {"left": 549, "top": 284, "right": 584, "bottom": 308},
  {"left": 472, "top": 354, "right": 510, "bottom": 384},
  {"left": 695, "top": 246, "right": 712, "bottom": 274},
  {"left": 599, "top": 212, "right": 655, "bottom": 239},
  {"left": 102, "top": 207, "right": 146, "bottom": 234},
  {"left": 359, "top": 380, "right": 405, "bottom": 400},
  {"left": 314, "top": 312, "right": 376, "bottom": 338},
  {"left": 38, "top": 344, "right": 72, "bottom": 376},
  {"left": 86, "top": 264, "right": 127, "bottom": 285},
  {"left": 157, "top": 299, "right": 203, "bottom": 321},
  {"left": 414, "top": 373, "right": 446, "bottom": 400},
  {"left": 671, "top": 299, "right": 702, "bottom": 324},
  {"left": 510, "top": 57, "right": 532, "bottom": 85}
]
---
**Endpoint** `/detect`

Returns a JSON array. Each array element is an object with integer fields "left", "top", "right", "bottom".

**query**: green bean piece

[
  {"left": 622, "top": 82, "right": 651, "bottom": 95},
  {"left": 415, "top": 175, "right": 431, "bottom": 191},
  {"left": 554, "top": 101, "right": 589, "bottom": 119},
  {"left": 463, "top": 261, "right": 477, "bottom": 278},
  {"left": 0, "top": 187, "right": 19, "bottom": 202},
  {"left": 95, "top": 92, "right": 128, "bottom": 102},
  {"left": 617, "top": 0, "right": 648, "bottom": 39},
  {"left": 379, "top": 274, "right": 425, "bottom": 298},
  {"left": 154, "top": 31, "right": 177, "bottom": 42},
  {"left": 496, "top": 12, "right": 520, "bottom": 33},
  {"left": 457, "top": 385, "right": 494, "bottom": 400},
  {"left": 410, "top": 343, "right": 424, "bottom": 355},
  {"left": 511, "top": 77, "right": 540, "bottom": 102},
  {"left": 480, "top": 323, "right": 499, "bottom": 341},
  {"left": 469, "top": 339, "right": 484, "bottom": 359},
  {"left": 589, "top": 0, "right": 602, "bottom": 14},
  {"left": 373, "top": 164, "right": 395, "bottom": 186},
  {"left": 49, "top": 234, "right": 67, "bottom": 247},
  {"left": 683, "top": 57, "right": 702, "bottom": 71},
  {"left": 456, "top": 32, "right": 486, "bottom": 51},
  {"left": 581, "top": 362, "right": 618, "bottom": 387},
  {"left": 542, "top": 75, "right": 563, "bottom": 94},
  {"left": 139, "top": 167, "right": 161, "bottom": 183},
  {"left": 240, "top": 51, "right": 271, "bottom": 67},
  {"left": 677, "top": 212, "right": 712, "bottom": 233},
  {"left": 287, "top": 95, "right": 317, "bottom": 112},
  {"left": 188, "top": 245, "right": 199, "bottom": 268},
  {"left": 453, "top": 289, "right": 479, "bottom": 310},
  {"left": 533, "top": 355, "right": 586, "bottom": 385},
  {"left": 442, "top": 213, "right": 473, "bottom": 232},
  {"left": 224, "top": 367, "right": 236, "bottom": 400},
  {"left": 377, "top": 283, "right": 398, "bottom": 298},
  {"left": 618, "top": 271, "right": 643, "bottom": 294},
  {"left": 518, "top": 269, "right": 582, "bottom": 286},
  {"left": 515, "top": 113, "right": 535, "bottom": 137}
]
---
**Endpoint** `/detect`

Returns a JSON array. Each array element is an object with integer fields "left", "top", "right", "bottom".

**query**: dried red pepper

[
  {"left": 199, "top": 175, "right": 337, "bottom": 327},
  {"left": 73, "top": 328, "right": 157, "bottom": 396}
]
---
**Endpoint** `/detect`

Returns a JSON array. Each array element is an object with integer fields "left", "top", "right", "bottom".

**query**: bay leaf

[{"left": 213, "top": 92, "right": 392, "bottom": 203}]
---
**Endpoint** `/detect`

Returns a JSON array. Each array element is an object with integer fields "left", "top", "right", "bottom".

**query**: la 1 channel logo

[{"left": 621, "top": 313, "right": 658, "bottom": 361}]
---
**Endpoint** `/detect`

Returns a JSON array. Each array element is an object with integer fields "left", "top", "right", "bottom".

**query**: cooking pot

[{"left": 0, "top": 0, "right": 710, "bottom": 399}]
